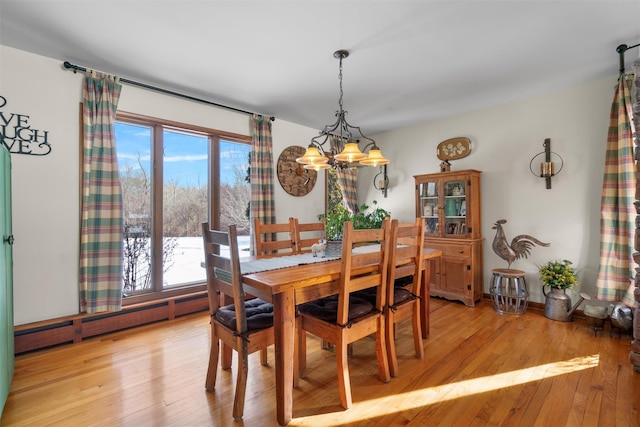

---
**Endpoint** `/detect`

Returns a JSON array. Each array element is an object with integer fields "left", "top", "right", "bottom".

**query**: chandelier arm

[
  {"left": 310, "top": 132, "right": 331, "bottom": 148},
  {"left": 315, "top": 117, "right": 346, "bottom": 142},
  {"left": 360, "top": 141, "right": 377, "bottom": 152},
  {"left": 339, "top": 112, "right": 375, "bottom": 146},
  {"left": 314, "top": 141, "right": 329, "bottom": 157}
]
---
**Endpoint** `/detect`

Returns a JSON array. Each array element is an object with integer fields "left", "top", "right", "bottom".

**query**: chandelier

[{"left": 296, "top": 50, "right": 390, "bottom": 171}]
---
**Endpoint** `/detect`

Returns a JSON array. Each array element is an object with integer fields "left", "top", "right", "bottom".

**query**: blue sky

[{"left": 115, "top": 122, "right": 250, "bottom": 186}]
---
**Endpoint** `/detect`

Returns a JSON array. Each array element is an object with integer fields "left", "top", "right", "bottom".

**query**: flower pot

[{"left": 325, "top": 240, "right": 342, "bottom": 258}]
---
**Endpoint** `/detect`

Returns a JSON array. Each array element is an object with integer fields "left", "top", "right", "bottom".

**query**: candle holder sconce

[
  {"left": 529, "top": 138, "right": 563, "bottom": 189},
  {"left": 374, "top": 164, "right": 389, "bottom": 198}
]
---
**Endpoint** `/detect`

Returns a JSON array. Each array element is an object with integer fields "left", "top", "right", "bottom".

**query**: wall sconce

[
  {"left": 529, "top": 138, "right": 563, "bottom": 189},
  {"left": 374, "top": 164, "right": 389, "bottom": 198}
]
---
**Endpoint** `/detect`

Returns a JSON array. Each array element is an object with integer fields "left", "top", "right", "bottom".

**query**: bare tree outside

[
  {"left": 220, "top": 162, "right": 251, "bottom": 235},
  {"left": 120, "top": 158, "right": 179, "bottom": 293}
]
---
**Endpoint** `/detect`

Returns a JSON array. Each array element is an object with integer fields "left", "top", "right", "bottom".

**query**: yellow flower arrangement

[{"left": 538, "top": 259, "right": 578, "bottom": 290}]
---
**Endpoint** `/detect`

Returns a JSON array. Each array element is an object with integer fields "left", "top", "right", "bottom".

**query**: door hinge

[{"left": 3, "top": 235, "right": 14, "bottom": 245}]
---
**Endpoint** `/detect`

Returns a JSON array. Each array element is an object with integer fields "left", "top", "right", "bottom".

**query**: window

[{"left": 115, "top": 112, "right": 251, "bottom": 304}]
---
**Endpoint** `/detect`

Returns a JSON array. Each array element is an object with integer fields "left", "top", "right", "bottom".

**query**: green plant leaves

[
  {"left": 319, "top": 200, "right": 390, "bottom": 241},
  {"left": 538, "top": 259, "right": 578, "bottom": 289}
]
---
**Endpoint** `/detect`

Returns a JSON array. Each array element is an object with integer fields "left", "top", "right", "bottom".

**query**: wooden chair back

[
  {"left": 385, "top": 217, "right": 426, "bottom": 377},
  {"left": 202, "top": 222, "right": 246, "bottom": 331},
  {"left": 338, "top": 219, "right": 391, "bottom": 326},
  {"left": 388, "top": 218, "right": 425, "bottom": 288},
  {"left": 292, "top": 218, "right": 325, "bottom": 253},
  {"left": 252, "top": 217, "right": 296, "bottom": 257}
]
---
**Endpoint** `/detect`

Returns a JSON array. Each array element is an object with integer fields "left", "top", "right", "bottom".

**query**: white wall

[
  {"left": 359, "top": 75, "right": 615, "bottom": 304},
  {"left": 1, "top": 45, "right": 620, "bottom": 324},
  {"left": 0, "top": 46, "right": 322, "bottom": 324}
]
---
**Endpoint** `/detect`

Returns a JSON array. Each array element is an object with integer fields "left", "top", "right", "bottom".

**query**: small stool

[{"left": 490, "top": 268, "right": 528, "bottom": 315}]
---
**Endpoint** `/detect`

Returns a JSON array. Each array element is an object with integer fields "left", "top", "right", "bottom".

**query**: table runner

[
  {"left": 239, "top": 244, "right": 386, "bottom": 275},
  {"left": 210, "top": 244, "right": 387, "bottom": 282},
  {"left": 240, "top": 253, "right": 340, "bottom": 275}
]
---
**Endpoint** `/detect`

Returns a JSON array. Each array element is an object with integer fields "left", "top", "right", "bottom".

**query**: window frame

[{"left": 96, "top": 110, "right": 251, "bottom": 306}]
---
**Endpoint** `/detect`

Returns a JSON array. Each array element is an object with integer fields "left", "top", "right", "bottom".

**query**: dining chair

[
  {"left": 297, "top": 219, "right": 391, "bottom": 409},
  {"left": 385, "top": 218, "right": 425, "bottom": 377},
  {"left": 291, "top": 218, "right": 325, "bottom": 253},
  {"left": 253, "top": 217, "right": 296, "bottom": 257},
  {"left": 201, "top": 222, "right": 275, "bottom": 421}
]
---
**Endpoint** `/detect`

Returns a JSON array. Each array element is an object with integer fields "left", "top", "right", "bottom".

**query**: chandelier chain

[{"left": 338, "top": 55, "right": 344, "bottom": 112}]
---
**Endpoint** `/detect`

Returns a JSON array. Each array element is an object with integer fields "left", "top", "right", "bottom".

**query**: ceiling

[{"left": 1, "top": 1, "right": 639, "bottom": 136}]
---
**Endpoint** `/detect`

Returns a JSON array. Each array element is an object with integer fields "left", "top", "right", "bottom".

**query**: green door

[{"left": 0, "top": 143, "right": 14, "bottom": 416}]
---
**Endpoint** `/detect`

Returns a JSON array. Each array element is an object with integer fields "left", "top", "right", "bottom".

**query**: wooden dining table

[{"left": 240, "top": 247, "right": 442, "bottom": 425}]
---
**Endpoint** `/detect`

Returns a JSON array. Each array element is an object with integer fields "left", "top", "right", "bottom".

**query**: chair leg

[
  {"left": 413, "top": 303, "right": 424, "bottom": 360},
  {"left": 336, "top": 337, "right": 352, "bottom": 409},
  {"left": 205, "top": 336, "right": 220, "bottom": 390},
  {"left": 296, "top": 316, "right": 307, "bottom": 380},
  {"left": 376, "top": 316, "right": 391, "bottom": 383},
  {"left": 386, "top": 312, "right": 399, "bottom": 378},
  {"left": 260, "top": 348, "right": 268, "bottom": 366},
  {"left": 233, "top": 341, "right": 249, "bottom": 421},
  {"left": 221, "top": 343, "right": 233, "bottom": 370}
]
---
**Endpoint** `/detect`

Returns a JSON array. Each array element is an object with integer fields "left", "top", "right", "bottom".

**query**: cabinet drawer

[{"left": 439, "top": 244, "right": 470, "bottom": 258}]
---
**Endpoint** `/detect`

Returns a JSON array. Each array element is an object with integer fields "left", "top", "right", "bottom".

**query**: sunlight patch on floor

[
  {"left": 293, "top": 354, "right": 600, "bottom": 426},
  {"left": 370, "top": 354, "right": 600, "bottom": 414}
]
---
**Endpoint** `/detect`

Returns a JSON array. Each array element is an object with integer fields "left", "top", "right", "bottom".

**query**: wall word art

[{"left": 0, "top": 95, "right": 52, "bottom": 156}]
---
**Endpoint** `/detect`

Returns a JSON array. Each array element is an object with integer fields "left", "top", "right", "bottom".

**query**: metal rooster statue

[{"left": 492, "top": 219, "right": 550, "bottom": 268}]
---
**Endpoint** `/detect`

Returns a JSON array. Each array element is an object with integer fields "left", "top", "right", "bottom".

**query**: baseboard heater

[{"left": 13, "top": 292, "right": 209, "bottom": 354}]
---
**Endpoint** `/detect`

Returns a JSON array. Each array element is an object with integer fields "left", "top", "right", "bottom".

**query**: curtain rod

[
  {"left": 63, "top": 61, "right": 275, "bottom": 121},
  {"left": 616, "top": 43, "right": 640, "bottom": 75}
]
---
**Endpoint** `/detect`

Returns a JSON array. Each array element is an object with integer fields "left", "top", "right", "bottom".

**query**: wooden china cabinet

[{"left": 415, "top": 169, "right": 483, "bottom": 306}]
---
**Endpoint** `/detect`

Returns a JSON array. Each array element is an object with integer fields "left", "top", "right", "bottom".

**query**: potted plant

[
  {"left": 538, "top": 259, "right": 580, "bottom": 321},
  {"left": 319, "top": 201, "right": 390, "bottom": 255}
]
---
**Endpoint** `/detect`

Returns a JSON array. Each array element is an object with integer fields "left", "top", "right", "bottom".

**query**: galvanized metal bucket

[{"left": 543, "top": 287, "right": 573, "bottom": 322}]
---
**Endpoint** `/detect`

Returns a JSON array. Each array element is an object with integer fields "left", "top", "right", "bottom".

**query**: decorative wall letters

[{"left": 0, "top": 95, "right": 52, "bottom": 156}]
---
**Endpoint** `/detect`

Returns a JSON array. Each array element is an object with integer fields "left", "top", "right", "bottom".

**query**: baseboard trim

[
  {"left": 482, "top": 292, "right": 585, "bottom": 318},
  {"left": 14, "top": 291, "right": 209, "bottom": 354}
]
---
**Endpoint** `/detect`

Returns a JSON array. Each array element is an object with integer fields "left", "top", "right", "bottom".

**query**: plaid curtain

[
  {"left": 250, "top": 115, "right": 275, "bottom": 253},
  {"left": 596, "top": 74, "right": 636, "bottom": 302},
  {"left": 336, "top": 167, "right": 359, "bottom": 214},
  {"left": 632, "top": 58, "right": 640, "bottom": 310},
  {"left": 632, "top": 56, "right": 640, "bottom": 375},
  {"left": 79, "top": 72, "right": 124, "bottom": 313},
  {"left": 331, "top": 137, "right": 359, "bottom": 213}
]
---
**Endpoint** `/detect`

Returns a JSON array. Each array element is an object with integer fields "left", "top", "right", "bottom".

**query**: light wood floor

[{"left": 2, "top": 298, "right": 639, "bottom": 427}]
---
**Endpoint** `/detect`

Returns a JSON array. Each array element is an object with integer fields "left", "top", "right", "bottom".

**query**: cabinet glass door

[
  {"left": 419, "top": 180, "right": 439, "bottom": 235},
  {"left": 443, "top": 178, "right": 467, "bottom": 237}
]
